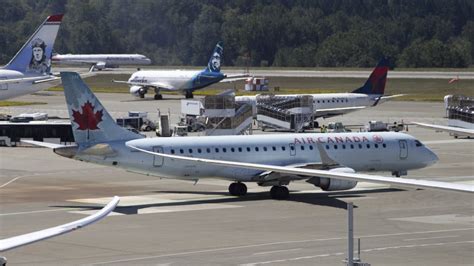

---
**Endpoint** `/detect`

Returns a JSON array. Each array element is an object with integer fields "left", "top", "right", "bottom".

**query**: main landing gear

[
  {"left": 185, "top": 91, "right": 194, "bottom": 99},
  {"left": 270, "top": 185, "right": 289, "bottom": 199},
  {"left": 228, "top": 183, "right": 290, "bottom": 199},
  {"left": 154, "top": 94, "right": 163, "bottom": 100},
  {"left": 229, "top": 182, "right": 247, "bottom": 196}
]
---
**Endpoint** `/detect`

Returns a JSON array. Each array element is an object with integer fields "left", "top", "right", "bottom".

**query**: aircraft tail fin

[
  {"left": 204, "top": 42, "right": 223, "bottom": 73},
  {"left": 60, "top": 72, "right": 142, "bottom": 145},
  {"left": 5, "top": 14, "right": 63, "bottom": 75},
  {"left": 352, "top": 57, "right": 389, "bottom": 95}
]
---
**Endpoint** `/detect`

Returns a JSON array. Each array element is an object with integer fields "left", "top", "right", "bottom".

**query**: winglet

[{"left": 0, "top": 196, "right": 119, "bottom": 252}]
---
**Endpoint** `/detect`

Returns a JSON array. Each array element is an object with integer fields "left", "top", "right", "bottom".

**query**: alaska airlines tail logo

[
  {"left": 72, "top": 101, "right": 103, "bottom": 130},
  {"left": 27, "top": 38, "right": 51, "bottom": 74},
  {"left": 207, "top": 42, "right": 223, "bottom": 73},
  {"left": 210, "top": 52, "right": 221, "bottom": 71}
]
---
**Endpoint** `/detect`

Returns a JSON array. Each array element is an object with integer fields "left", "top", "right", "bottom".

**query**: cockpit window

[{"left": 415, "top": 140, "right": 423, "bottom": 147}]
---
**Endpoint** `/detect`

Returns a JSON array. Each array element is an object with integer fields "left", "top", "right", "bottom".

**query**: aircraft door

[
  {"left": 0, "top": 78, "right": 8, "bottom": 90},
  {"left": 289, "top": 143, "right": 296, "bottom": 156},
  {"left": 153, "top": 146, "right": 164, "bottom": 167},
  {"left": 399, "top": 140, "right": 408, "bottom": 159}
]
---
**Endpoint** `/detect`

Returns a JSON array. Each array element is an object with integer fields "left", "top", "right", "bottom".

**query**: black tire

[
  {"left": 154, "top": 94, "right": 163, "bottom": 100},
  {"left": 139, "top": 93, "right": 145, "bottom": 99},
  {"left": 185, "top": 91, "right": 194, "bottom": 99},
  {"left": 270, "top": 186, "right": 289, "bottom": 200},
  {"left": 229, "top": 182, "right": 247, "bottom": 196}
]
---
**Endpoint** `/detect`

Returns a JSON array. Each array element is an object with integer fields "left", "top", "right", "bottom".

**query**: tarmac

[{"left": 0, "top": 92, "right": 473, "bottom": 265}]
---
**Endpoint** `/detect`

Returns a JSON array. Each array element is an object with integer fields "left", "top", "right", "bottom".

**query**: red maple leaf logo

[
  {"left": 372, "top": 135, "right": 384, "bottom": 143},
  {"left": 72, "top": 101, "right": 103, "bottom": 130}
]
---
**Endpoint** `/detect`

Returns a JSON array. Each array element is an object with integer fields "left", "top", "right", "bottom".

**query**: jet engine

[
  {"left": 306, "top": 167, "right": 358, "bottom": 191},
  {"left": 94, "top": 62, "right": 106, "bottom": 70},
  {"left": 130, "top": 85, "right": 146, "bottom": 98}
]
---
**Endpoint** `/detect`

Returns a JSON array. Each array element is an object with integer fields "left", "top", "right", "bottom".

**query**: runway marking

[
  {"left": 0, "top": 208, "right": 75, "bottom": 217},
  {"left": 390, "top": 214, "right": 474, "bottom": 225},
  {"left": 404, "top": 235, "right": 458, "bottom": 241},
  {"left": 91, "top": 228, "right": 474, "bottom": 265},
  {"left": 242, "top": 241, "right": 474, "bottom": 265},
  {"left": 253, "top": 248, "right": 302, "bottom": 256}
]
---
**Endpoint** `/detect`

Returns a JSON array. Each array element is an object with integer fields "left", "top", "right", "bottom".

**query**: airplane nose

[{"left": 425, "top": 149, "right": 439, "bottom": 166}]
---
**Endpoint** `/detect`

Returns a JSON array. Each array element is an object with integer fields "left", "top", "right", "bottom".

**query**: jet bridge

[{"left": 256, "top": 94, "right": 314, "bottom": 132}]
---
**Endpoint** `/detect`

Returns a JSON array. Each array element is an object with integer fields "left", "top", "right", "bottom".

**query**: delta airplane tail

[
  {"left": 5, "top": 14, "right": 63, "bottom": 75},
  {"left": 352, "top": 57, "right": 389, "bottom": 95},
  {"left": 204, "top": 41, "right": 223, "bottom": 73},
  {"left": 60, "top": 72, "right": 142, "bottom": 145}
]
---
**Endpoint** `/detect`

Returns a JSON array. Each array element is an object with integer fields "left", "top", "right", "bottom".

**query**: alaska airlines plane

[
  {"left": 0, "top": 14, "right": 64, "bottom": 100},
  {"left": 236, "top": 58, "right": 404, "bottom": 125},
  {"left": 24, "top": 73, "right": 473, "bottom": 199},
  {"left": 114, "top": 42, "right": 248, "bottom": 99},
  {"left": 52, "top": 53, "right": 151, "bottom": 70}
]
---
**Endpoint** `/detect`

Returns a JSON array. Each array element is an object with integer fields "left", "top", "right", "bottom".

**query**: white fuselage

[
  {"left": 52, "top": 54, "right": 151, "bottom": 67},
  {"left": 75, "top": 132, "right": 437, "bottom": 182},
  {"left": 236, "top": 93, "right": 379, "bottom": 118},
  {"left": 0, "top": 69, "right": 59, "bottom": 100},
  {"left": 129, "top": 70, "right": 200, "bottom": 91}
]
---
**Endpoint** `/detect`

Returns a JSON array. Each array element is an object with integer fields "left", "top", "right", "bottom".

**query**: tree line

[{"left": 0, "top": 0, "right": 472, "bottom": 68}]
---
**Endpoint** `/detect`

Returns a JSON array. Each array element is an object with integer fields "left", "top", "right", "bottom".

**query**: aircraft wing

[
  {"left": 0, "top": 196, "right": 119, "bottom": 252},
  {"left": 220, "top": 74, "right": 251, "bottom": 83},
  {"left": 413, "top": 122, "right": 474, "bottom": 137},
  {"left": 112, "top": 79, "right": 175, "bottom": 90},
  {"left": 380, "top": 94, "right": 405, "bottom": 100},
  {"left": 0, "top": 76, "right": 57, "bottom": 85},
  {"left": 127, "top": 144, "right": 474, "bottom": 194}
]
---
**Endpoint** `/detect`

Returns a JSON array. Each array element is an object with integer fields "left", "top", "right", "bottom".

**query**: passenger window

[
  {"left": 215, "top": 148, "right": 219, "bottom": 153},
  {"left": 326, "top": 145, "right": 330, "bottom": 149},
  {"left": 366, "top": 144, "right": 370, "bottom": 148},
  {"left": 350, "top": 144, "right": 354, "bottom": 149},
  {"left": 231, "top": 147, "right": 235, "bottom": 152},
  {"left": 171, "top": 149, "right": 175, "bottom": 154},
  {"left": 309, "top": 145, "right": 314, "bottom": 150},
  {"left": 358, "top": 144, "right": 362, "bottom": 149},
  {"left": 301, "top": 146, "right": 305, "bottom": 150},
  {"left": 282, "top": 146, "right": 286, "bottom": 151},
  {"left": 223, "top": 148, "right": 227, "bottom": 153},
  {"left": 238, "top": 147, "right": 242, "bottom": 152},
  {"left": 272, "top": 146, "right": 276, "bottom": 151},
  {"left": 290, "top": 146, "right": 295, "bottom": 150},
  {"left": 382, "top": 143, "right": 387, "bottom": 148},
  {"left": 374, "top": 144, "right": 378, "bottom": 148},
  {"left": 263, "top": 147, "right": 267, "bottom": 151},
  {"left": 207, "top": 148, "right": 211, "bottom": 153},
  {"left": 334, "top": 145, "right": 338, "bottom": 149},
  {"left": 255, "top": 147, "right": 259, "bottom": 152},
  {"left": 188, "top": 149, "right": 193, "bottom": 153},
  {"left": 198, "top": 148, "right": 202, "bottom": 153},
  {"left": 342, "top": 144, "right": 346, "bottom": 149},
  {"left": 247, "top": 147, "right": 251, "bottom": 152},
  {"left": 180, "top": 149, "right": 184, "bottom": 154}
]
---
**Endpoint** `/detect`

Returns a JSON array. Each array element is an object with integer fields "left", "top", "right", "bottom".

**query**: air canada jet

[
  {"left": 113, "top": 42, "right": 248, "bottom": 99},
  {"left": 0, "top": 197, "right": 119, "bottom": 265},
  {"left": 24, "top": 73, "right": 473, "bottom": 199},
  {"left": 0, "top": 14, "right": 64, "bottom": 100},
  {"left": 236, "top": 58, "right": 404, "bottom": 125},
  {"left": 52, "top": 53, "right": 151, "bottom": 71}
]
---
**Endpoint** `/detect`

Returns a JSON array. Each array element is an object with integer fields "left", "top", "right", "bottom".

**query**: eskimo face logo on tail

[
  {"left": 210, "top": 52, "right": 221, "bottom": 71},
  {"left": 72, "top": 101, "right": 103, "bottom": 130},
  {"left": 27, "top": 38, "right": 50, "bottom": 74}
]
